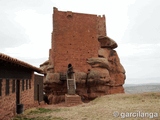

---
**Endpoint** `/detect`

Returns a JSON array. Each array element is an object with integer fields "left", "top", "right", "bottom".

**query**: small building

[{"left": 0, "top": 53, "right": 44, "bottom": 120}]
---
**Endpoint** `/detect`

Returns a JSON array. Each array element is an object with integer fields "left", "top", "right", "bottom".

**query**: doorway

[
  {"left": 16, "top": 80, "right": 20, "bottom": 105},
  {"left": 37, "top": 84, "right": 39, "bottom": 103}
]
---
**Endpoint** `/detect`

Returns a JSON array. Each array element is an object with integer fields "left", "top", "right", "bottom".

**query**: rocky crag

[{"left": 40, "top": 35, "right": 126, "bottom": 104}]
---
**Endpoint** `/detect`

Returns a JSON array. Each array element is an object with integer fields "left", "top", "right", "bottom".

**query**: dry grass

[{"left": 13, "top": 92, "right": 160, "bottom": 120}]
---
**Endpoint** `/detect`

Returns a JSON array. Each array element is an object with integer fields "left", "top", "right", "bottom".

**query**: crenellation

[
  {"left": 67, "top": 11, "right": 72, "bottom": 17},
  {"left": 53, "top": 7, "right": 58, "bottom": 13}
]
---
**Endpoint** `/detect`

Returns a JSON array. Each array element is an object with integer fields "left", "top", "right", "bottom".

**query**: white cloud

[
  {"left": 117, "top": 43, "right": 160, "bottom": 80},
  {"left": 14, "top": 9, "right": 52, "bottom": 41},
  {"left": 117, "top": 43, "right": 157, "bottom": 57},
  {"left": 6, "top": 9, "right": 52, "bottom": 59},
  {"left": 1, "top": 0, "right": 160, "bottom": 83}
]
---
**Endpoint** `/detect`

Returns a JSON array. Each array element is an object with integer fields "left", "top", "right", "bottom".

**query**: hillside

[
  {"left": 14, "top": 92, "right": 160, "bottom": 120},
  {"left": 124, "top": 84, "right": 160, "bottom": 93}
]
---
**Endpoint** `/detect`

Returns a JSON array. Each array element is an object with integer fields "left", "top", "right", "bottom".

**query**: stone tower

[
  {"left": 40, "top": 7, "right": 126, "bottom": 104},
  {"left": 49, "top": 7, "right": 106, "bottom": 73}
]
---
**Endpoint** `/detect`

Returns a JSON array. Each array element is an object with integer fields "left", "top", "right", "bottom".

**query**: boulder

[
  {"left": 87, "top": 58, "right": 110, "bottom": 70},
  {"left": 98, "top": 48, "right": 110, "bottom": 59},
  {"left": 98, "top": 36, "right": 118, "bottom": 49},
  {"left": 88, "top": 93, "right": 98, "bottom": 100},
  {"left": 109, "top": 73, "right": 126, "bottom": 86},
  {"left": 46, "top": 73, "right": 60, "bottom": 83},
  {"left": 75, "top": 72, "right": 87, "bottom": 82},
  {"left": 47, "top": 65, "right": 54, "bottom": 73},
  {"left": 40, "top": 60, "right": 49, "bottom": 67},
  {"left": 48, "top": 95, "right": 65, "bottom": 104},
  {"left": 40, "top": 60, "right": 50, "bottom": 74},
  {"left": 88, "top": 68, "right": 111, "bottom": 83},
  {"left": 108, "top": 86, "right": 124, "bottom": 94}
]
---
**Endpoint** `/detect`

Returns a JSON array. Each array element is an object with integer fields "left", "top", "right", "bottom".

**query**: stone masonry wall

[
  {"left": 0, "top": 73, "right": 39, "bottom": 120},
  {"left": 0, "top": 79, "right": 16, "bottom": 120},
  {"left": 20, "top": 73, "right": 36, "bottom": 109},
  {"left": 51, "top": 8, "right": 106, "bottom": 73}
]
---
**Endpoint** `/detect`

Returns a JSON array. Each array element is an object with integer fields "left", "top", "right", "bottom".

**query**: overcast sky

[{"left": 0, "top": 0, "right": 160, "bottom": 84}]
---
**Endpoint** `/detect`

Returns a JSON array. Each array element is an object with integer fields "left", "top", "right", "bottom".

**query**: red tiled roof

[{"left": 0, "top": 53, "right": 43, "bottom": 73}]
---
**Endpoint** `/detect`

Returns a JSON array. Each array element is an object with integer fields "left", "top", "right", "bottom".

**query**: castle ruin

[{"left": 40, "top": 7, "right": 126, "bottom": 104}]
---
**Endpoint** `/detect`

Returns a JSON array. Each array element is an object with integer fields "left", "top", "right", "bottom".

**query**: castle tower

[
  {"left": 41, "top": 8, "right": 126, "bottom": 104},
  {"left": 49, "top": 7, "right": 106, "bottom": 73}
]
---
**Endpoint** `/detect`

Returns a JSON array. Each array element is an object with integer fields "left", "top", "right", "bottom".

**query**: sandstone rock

[
  {"left": 40, "top": 60, "right": 54, "bottom": 75},
  {"left": 88, "top": 93, "right": 98, "bottom": 100},
  {"left": 110, "top": 73, "right": 125, "bottom": 86},
  {"left": 98, "top": 36, "right": 118, "bottom": 49},
  {"left": 46, "top": 73, "right": 59, "bottom": 82},
  {"left": 86, "top": 42, "right": 125, "bottom": 97},
  {"left": 48, "top": 95, "right": 65, "bottom": 104},
  {"left": 98, "top": 48, "right": 125, "bottom": 73},
  {"left": 95, "top": 85, "right": 109, "bottom": 93},
  {"left": 105, "top": 79, "right": 115, "bottom": 86},
  {"left": 117, "top": 63, "right": 125, "bottom": 74},
  {"left": 40, "top": 60, "right": 49, "bottom": 74},
  {"left": 107, "top": 50, "right": 124, "bottom": 72},
  {"left": 75, "top": 72, "right": 87, "bottom": 82},
  {"left": 98, "top": 48, "right": 110, "bottom": 59},
  {"left": 40, "top": 60, "right": 49, "bottom": 67},
  {"left": 47, "top": 65, "right": 54, "bottom": 73},
  {"left": 48, "top": 94, "right": 53, "bottom": 104},
  {"left": 41, "top": 36, "right": 125, "bottom": 104},
  {"left": 109, "top": 62, "right": 124, "bottom": 73},
  {"left": 87, "top": 58, "right": 110, "bottom": 70},
  {"left": 40, "top": 8, "right": 127, "bottom": 105},
  {"left": 43, "top": 47, "right": 126, "bottom": 104},
  {"left": 88, "top": 68, "right": 111, "bottom": 83},
  {"left": 108, "top": 50, "right": 120, "bottom": 63},
  {"left": 108, "top": 86, "right": 124, "bottom": 94},
  {"left": 76, "top": 88, "right": 88, "bottom": 99}
]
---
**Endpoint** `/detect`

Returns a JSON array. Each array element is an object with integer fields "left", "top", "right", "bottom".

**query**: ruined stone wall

[{"left": 50, "top": 8, "right": 106, "bottom": 73}]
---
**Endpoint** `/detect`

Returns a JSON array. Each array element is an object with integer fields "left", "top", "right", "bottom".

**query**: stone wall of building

[
  {"left": 0, "top": 79, "right": 16, "bottom": 120},
  {"left": 0, "top": 74, "right": 40, "bottom": 120},
  {"left": 50, "top": 8, "right": 106, "bottom": 73}
]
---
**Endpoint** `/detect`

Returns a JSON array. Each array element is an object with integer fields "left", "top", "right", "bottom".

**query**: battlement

[{"left": 53, "top": 7, "right": 105, "bottom": 19}]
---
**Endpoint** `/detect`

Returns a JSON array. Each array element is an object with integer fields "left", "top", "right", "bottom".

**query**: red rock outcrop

[
  {"left": 40, "top": 35, "right": 126, "bottom": 103},
  {"left": 86, "top": 35, "right": 125, "bottom": 96},
  {"left": 40, "top": 8, "right": 126, "bottom": 104}
]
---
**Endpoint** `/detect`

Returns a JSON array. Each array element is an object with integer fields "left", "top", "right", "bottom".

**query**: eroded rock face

[
  {"left": 87, "top": 35, "right": 126, "bottom": 95},
  {"left": 98, "top": 36, "right": 118, "bottom": 49},
  {"left": 87, "top": 58, "right": 110, "bottom": 69},
  {"left": 40, "top": 60, "right": 50, "bottom": 74},
  {"left": 87, "top": 68, "right": 111, "bottom": 82},
  {"left": 41, "top": 35, "right": 125, "bottom": 104}
]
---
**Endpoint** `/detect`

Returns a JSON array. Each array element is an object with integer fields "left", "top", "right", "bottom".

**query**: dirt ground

[{"left": 13, "top": 92, "right": 160, "bottom": 120}]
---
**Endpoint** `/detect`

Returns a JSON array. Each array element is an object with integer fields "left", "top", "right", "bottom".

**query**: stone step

[
  {"left": 65, "top": 94, "right": 82, "bottom": 105},
  {"left": 68, "top": 89, "right": 75, "bottom": 95}
]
